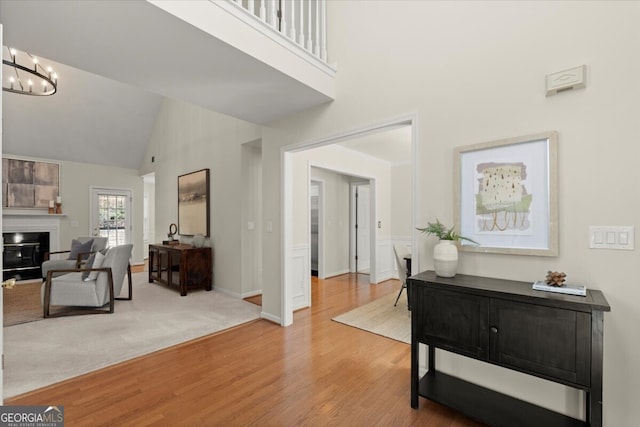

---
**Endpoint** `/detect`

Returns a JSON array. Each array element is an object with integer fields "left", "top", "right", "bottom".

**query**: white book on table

[{"left": 532, "top": 281, "right": 587, "bottom": 296}]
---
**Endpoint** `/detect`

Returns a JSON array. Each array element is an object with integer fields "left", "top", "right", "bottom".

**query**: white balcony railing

[{"left": 228, "top": 0, "right": 328, "bottom": 63}]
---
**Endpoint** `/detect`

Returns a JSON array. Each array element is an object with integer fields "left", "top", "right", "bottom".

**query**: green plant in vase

[
  {"left": 417, "top": 219, "right": 478, "bottom": 277},
  {"left": 417, "top": 219, "right": 478, "bottom": 244}
]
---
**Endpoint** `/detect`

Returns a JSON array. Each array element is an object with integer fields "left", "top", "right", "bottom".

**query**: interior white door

[
  {"left": 90, "top": 187, "right": 132, "bottom": 247},
  {"left": 355, "top": 184, "right": 371, "bottom": 273}
]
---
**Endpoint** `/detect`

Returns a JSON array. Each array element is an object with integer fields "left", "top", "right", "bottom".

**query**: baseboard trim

[
  {"left": 260, "top": 311, "right": 281, "bottom": 325},
  {"left": 241, "top": 289, "right": 263, "bottom": 298},
  {"left": 325, "top": 269, "right": 350, "bottom": 279}
]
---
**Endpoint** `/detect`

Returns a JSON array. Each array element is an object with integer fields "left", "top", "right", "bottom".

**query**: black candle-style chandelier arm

[{"left": 2, "top": 46, "right": 58, "bottom": 96}]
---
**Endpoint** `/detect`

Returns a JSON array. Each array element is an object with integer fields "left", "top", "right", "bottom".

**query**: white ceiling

[{"left": 0, "top": 0, "right": 333, "bottom": 169}]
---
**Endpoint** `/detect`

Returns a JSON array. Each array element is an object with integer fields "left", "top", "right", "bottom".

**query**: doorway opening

[
  {"left": 310, "top": 180, "right": 322, "bottom": 277},
  {"left": 282, "top": 115, "right": 419, "bottom": 326}
]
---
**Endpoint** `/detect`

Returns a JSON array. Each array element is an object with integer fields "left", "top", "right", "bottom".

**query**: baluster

[
  {"left": 280, "top": 0, "right": 287, "bottom": 35},
  {"left": 320, "top": 0, "right": 327, "bottom": 60},
  {"left": 248, "top": 0, "right": 254, "bottom": 15},
  {"left": 307, "top": 0, "right": 313, "bottom": 51},
  {"left": 298, "top": 0, "right": 305, "bottom": 46},
  {"left": 268, "top": 0, "right": 277, "bottom": 28},
  {"left": 288, "top": 0, "right": 296, "bottom": 41},
  {"left": 314, "top": 0, "right": 320, "bottom": 56},
  {"left": 259, "top": 0, "right": 266, "bottom": 21}
]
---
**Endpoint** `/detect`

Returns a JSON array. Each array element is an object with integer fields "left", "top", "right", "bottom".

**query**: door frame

[{"left": 282, "top": 114, "right": 420, "bottom": 326}]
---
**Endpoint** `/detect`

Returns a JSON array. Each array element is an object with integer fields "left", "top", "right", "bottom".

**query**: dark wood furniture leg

[
  {"left": 589, "top": 310, "right": 605, "bottom": 427},
  {"left": 148, "top": 250, "right": 155, "bottom": 283},
  {"left": 116, "top": 264, "right": 133, "bottom": 301}
]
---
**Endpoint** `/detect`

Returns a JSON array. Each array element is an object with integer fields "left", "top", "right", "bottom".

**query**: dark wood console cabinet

[
  {"left": 408, "top": 270, "right": 610, "bottom": 427},
  {"left": 148, "top": 243, "right": 212, "bottom": 296}
]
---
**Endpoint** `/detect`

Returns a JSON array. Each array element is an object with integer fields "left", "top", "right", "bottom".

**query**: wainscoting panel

[
  {"left": 291, "top": 245, "right": 310, "bottom": 310},
  {"left": 376, "top": 238, "right": 394, "bottom": 283}
]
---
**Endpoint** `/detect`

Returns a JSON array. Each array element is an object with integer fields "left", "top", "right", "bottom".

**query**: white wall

[
  {"left": 260, "top": 1, "right": 640, "bottom": 425},
  {"left": 2, "top": 154, "right": 145, "bottom": 264},
  {"left": 140, "top": 98, "right": 261, "bottom": 297},
  {"left": 390, "top": 163, "right": 412, "bottom": 237},
  {"left": 143, "top": 176, "right": 156, "bottom": 259}
]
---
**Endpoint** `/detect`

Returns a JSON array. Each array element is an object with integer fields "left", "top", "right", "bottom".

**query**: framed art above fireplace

[{"left": 2, "top": 158, "right": 60, "bottom": 209}]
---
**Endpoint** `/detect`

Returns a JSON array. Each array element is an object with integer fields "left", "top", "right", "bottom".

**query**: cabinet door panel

[
  {"left": 490, "top": 299, "right": 591, "bottom": 386},
  {"left": 416, "top": 287, "right": 489, "bottom": 359},
  {"left": 184, "top": 249, "right": 211, "bottom": 287}
]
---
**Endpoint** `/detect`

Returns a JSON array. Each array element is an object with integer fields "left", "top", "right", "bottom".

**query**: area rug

[
  {"left": 3, "top": 281, "right": 43, "bottom": 327},
  {"left": 332, "top": 291, "right": 410, "bottom": 344},
  {"left": 3, "top": 272, "right": 261, "bottom": 399}
]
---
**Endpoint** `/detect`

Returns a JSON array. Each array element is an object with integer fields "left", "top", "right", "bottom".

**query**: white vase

[
  {"left": 433, "top": 240, "right": 458, "bottom": 277},
  {"left": 192, "top": 234, "right": 205, "bottom": 248}
]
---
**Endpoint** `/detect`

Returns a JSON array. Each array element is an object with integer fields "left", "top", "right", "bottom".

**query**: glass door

[{"left": 90, "top": 188, "right": 132, "bottom": 248}]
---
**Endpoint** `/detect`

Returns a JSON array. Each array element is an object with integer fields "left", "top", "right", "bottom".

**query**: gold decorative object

[
  {"left": 545, "top": 271, "right": 566, "bottom": 287},
  {"left": 2, "top": 278, "right": 16, "bottom": 289}
]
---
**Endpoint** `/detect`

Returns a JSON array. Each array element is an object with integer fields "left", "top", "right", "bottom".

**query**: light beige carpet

[
  {"left": 332, "top": 290, "right": 410, "bottom": 344},
  {"left": 3, "top": 272, "right": 261, "bottom": 399}
]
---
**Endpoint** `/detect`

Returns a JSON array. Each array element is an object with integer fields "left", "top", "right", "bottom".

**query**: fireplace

[{"left": 3, "top": 232, "right": 50, "bottom": 281}]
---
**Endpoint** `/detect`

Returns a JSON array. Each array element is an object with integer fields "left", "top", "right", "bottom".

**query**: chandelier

[{"left": 2, "top": 46, "right": 58, "bottom": 96}]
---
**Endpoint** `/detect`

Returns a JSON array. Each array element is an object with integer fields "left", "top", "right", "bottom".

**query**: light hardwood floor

[{"left": 6, "top": 273, "right": 484, "bottom": 426}]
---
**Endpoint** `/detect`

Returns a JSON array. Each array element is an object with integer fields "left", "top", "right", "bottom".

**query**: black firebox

[{"left": 3, "top": 232, "right": 50, "bottom": 281}]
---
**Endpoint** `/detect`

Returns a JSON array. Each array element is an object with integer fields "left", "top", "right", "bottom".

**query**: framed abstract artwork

[
  {"left": 454, "top": 131, "right": 558, "bottom": 256},
  {"left": 177, "top": 169, "right": 210, "bottom": 236},
  {"left": 2, "top": 158, "right": 60, "bottom": 209}
]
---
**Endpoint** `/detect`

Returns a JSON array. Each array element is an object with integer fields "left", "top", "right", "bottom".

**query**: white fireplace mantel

[{"left": 2, "top": 211, "right": 65, "bottom": 251}]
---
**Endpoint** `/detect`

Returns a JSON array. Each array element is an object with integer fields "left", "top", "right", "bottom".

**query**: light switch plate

[{"left": 589, "top": 226, "right": 634, "bottom": 250}]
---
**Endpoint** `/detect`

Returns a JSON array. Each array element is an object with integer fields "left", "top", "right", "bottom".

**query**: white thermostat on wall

[{"left": 546, "top": 65, "right": 586, "bottom": 96}]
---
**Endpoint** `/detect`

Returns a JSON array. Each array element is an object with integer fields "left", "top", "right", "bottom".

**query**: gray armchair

[
  {"left": 42, "top": 243, "right": 133, "bottom": 318},
  {"left": 41, "top": 236, "right": 109, "bottom": 280}
]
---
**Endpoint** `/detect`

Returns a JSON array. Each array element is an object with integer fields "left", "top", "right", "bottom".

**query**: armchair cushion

[
  {"left": 82, "top": 251, "right": 105, "bottom": 282},
  {"left": 68, "top": 239, "right": 93, "bottom": 260}
]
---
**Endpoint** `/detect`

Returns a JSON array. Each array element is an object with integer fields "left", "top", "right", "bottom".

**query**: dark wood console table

[
  {"left": 148, "top": 243, "right": 212, "bottom": 296},
  {"left": 408, "top": 270, "right": 610, "bottom": 427}
]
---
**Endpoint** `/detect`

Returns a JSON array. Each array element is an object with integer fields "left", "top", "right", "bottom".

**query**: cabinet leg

[
  {"left": 428, "top": 345, "right": 435, "bottom": 371},
  {"left": 411, "top": 338, "right": 419, "bottom": 409}
]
